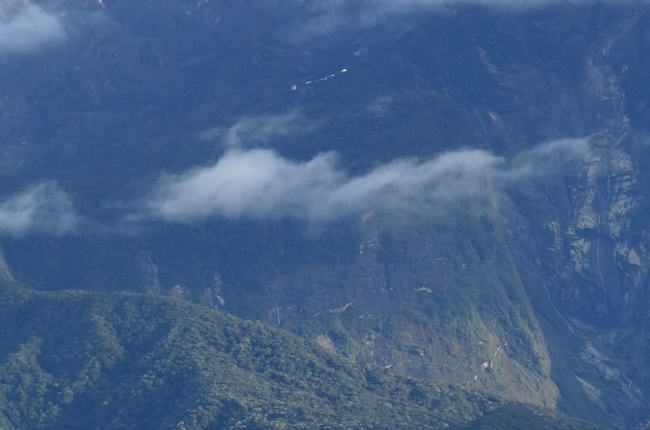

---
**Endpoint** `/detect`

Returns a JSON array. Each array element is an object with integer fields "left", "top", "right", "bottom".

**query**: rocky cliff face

[{"left": 507, "top": 17, "right": 650, "bottom": 427}]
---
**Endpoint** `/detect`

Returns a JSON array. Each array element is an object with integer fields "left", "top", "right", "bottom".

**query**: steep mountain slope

[
  {"left": 1, "top": 1, "right": 650, "bottom": 428},
  {"left": 0, "top": 286, "right": 599, "bottom": 430}
]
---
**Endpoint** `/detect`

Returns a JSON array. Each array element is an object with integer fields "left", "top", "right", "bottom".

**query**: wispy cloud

[
  {"left": 197, "top": 113, "right": 311, "bottom": 148},
  {"left": 509, "top": 137, "right": 593, "bottom": 178},
  {"left": 0, "top": 183, "right": 78, "bottom": 236},
  {"left": 296, "top": 0, "right": 642, "bottom": 36},
  {"left": 353, "top": 0, "right": 589, "bottom": 10},
  {"left": 0, "top": 2, "right": 65, "bottom": 54},
  {"left": 141, "top": 138, "right": 590, "bottom": 223},
  {"left": 367, "top": 96, "right": 394, "bottom": 117}
]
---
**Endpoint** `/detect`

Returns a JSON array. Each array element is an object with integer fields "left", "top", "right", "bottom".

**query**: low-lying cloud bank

[
  {"left": 0, "top": 183, "right": 77, "bottom": 236},
  {"left": 143, "top": 138, "right": 589, "bottom": 223},
  {"left": 0, "top": 2, "right": 65, "bottom": 54}
]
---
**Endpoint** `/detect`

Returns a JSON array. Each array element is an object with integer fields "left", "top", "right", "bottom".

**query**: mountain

[
  {"left": 1, "top": 0, "right": 650, "bottom": 428},
  {"left": 0, "top": 286, "right": 599, "bottom": 430}
]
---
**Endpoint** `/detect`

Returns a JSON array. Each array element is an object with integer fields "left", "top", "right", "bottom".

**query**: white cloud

[
  {"left": 0, "top": 3, "right": 65, "bottom": 54},
  {"left": 509, "top": 137, "right": 594, "bottom": 178},
  {"left": 296, "top": 0, "right": 644, "bottom": 36},
  {"left": 367, "top": 96, "right": 394, "bottom": 117},
  {"left": 0, "top": 183, "right": 78, "bottom": 235},
  {"left": 143, "top": 138, "right": 589, "bottom": 223},
  {"left": 197, "top": 113, "right": 310, "bottom": 148}
]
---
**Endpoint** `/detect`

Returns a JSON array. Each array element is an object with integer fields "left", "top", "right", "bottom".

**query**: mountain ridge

[{"left": 0, "top": 286, "right": 601, "bottom": 430}]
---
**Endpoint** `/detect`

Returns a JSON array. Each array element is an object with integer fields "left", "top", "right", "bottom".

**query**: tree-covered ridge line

[{"left": 0, "top": 287, "right": 599, "bottom": 429}]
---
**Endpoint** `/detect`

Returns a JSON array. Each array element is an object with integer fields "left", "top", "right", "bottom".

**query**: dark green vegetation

[
  {"left": 451, "top": 405, "right": 601, "bottom": 430},
  {"left": 0, "top": 286, "right": 598, "bottom": 430}
]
